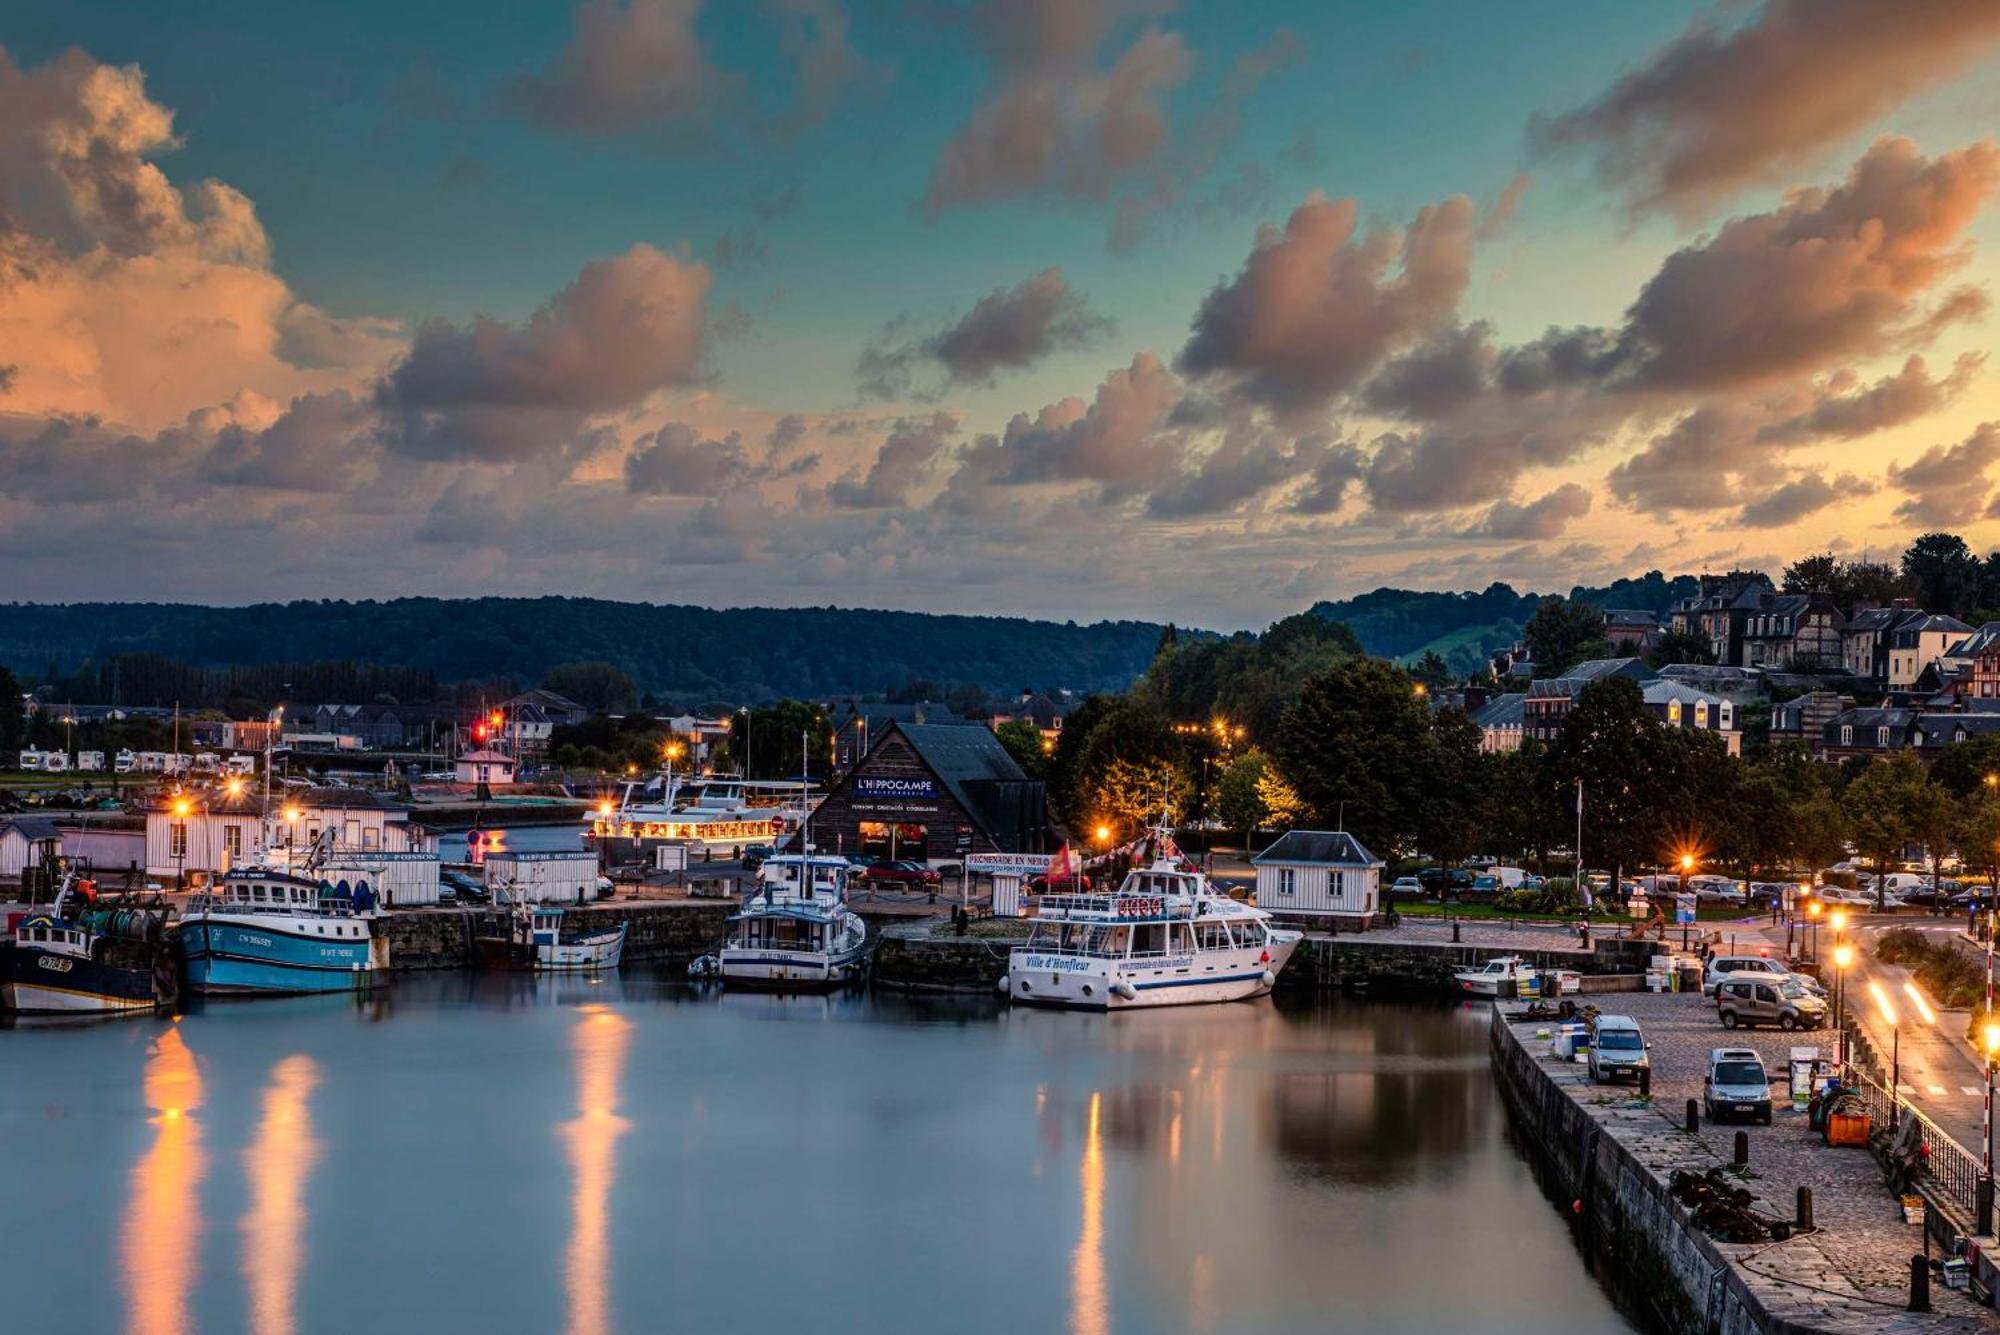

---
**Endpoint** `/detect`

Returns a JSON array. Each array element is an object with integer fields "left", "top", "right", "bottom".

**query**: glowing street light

[
  {"left": 1094, "top": 824, "right": 1112, "bottom": 845},
  {"left": 1831, "top": 942, "right": 1855, "bottom": 1055}
]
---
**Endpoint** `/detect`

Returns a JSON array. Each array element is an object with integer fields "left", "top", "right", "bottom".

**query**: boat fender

[
  {"left": 1260, "top": 970, "right": 1276, "bottom": 989},
  {"left": 996, "top": 973, "right": 1010, "bottom": 996},
  {"left": 1111, "top": 981, "right": 1137, "bottom": 1001}
]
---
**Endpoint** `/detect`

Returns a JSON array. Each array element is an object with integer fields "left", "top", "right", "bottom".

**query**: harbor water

[{"left": 0, "top": 981, "right": 1631, "bottom": 1333}]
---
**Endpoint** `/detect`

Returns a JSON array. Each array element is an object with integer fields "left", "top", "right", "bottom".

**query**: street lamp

[
  {"left": 172, "top": 796, "right": 192, "bottom": 890},
  {"left": 1094, "top": 824, "right": 1111, "bottom": 845},
  {"left": 1982, "top": 1018, "right": 2000, "bottom": 1234},
  {"left": 1806, "top": 899, "right": 1822, "bottom": 960},
  {"left": 1870, "top": 981, "right": 1905, "bottom": 1128},
  {"left": 1832, "top": 943, "right": 1855, "bottom": 1061}
]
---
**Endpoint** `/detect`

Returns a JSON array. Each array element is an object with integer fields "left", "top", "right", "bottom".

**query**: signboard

[
  {"left": 855, "top": 776, "right": 937, "bottom": 800},
  {"left": 954, "top": 825, "right": 974, "bottom": 854},
  {"left": 1673, "top": 894, "right": 1695, "bottom": 925},
  {"left": 966, "top": 853, "right": 1053, "bottom": 874}
]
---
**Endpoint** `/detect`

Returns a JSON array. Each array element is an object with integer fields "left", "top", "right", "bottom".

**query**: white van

[
  {"left": 1489, "top": 865, "right": 1529, "bottom": 890},
  {"left": 18, "top": 749, "right": 43, "bottom": 771},
  {"left": 1879, "top": 873, "right": 1927, "bottom": 897}
]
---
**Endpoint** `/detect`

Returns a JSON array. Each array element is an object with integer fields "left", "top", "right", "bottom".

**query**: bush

[{"left": 1873, "top": 928, "right": 1985, "bottom": 1009}]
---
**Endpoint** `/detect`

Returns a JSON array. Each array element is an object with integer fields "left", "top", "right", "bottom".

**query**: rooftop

[{"left": 1253, "top": 829, "right": 1382, "bottom": 868}]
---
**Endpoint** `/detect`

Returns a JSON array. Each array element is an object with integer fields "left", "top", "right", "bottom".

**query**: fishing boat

[
  {"left": 718, "top": 852, "right": 869, "bottom": 990},
  {"left": 1453, "top": 955, "right": 1539, "bottom": 998},
  {"left": 476, "top": 902, "right": 627, "bottom": 972},
  {"left": 178, "top": 859, "right": 387, "bottom": 995},
  {"left": 1001, "top": 828, "right": 1302, "bottom": 1010},
  {"left": 2, "top": 872, "right": 171, "bottom": 1016}
]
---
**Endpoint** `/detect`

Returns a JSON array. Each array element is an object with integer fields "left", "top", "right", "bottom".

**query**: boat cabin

[
  {"left": 1024, "top": 912, "right": 1269, "bottom": 960},
  {"left": 14, "top": 916, "right": 89, "bottom": 958},
  {"left": 208, "top": 870, "right": 375, "bottom": 918},
  {"left": 757, "top": 855, "right": 850, "bottom": 902}
]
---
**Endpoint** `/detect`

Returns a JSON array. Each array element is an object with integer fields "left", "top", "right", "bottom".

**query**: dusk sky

[{"left": 4, "top": 1, "right": 2000, "bottom": 629}]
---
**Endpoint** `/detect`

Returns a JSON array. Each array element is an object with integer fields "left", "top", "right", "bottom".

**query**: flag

[{"left": 1046, "top": 842, "right": 1075, "bottom": 886}]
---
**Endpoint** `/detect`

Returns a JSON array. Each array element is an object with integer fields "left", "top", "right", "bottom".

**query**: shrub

[{"left": 1873, "top": 928, "right": 1985, "bottom": 1009}]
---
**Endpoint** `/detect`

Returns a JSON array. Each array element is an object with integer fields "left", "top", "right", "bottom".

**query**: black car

[
  {"left": 441, "top": 869, "right": 489, "bottom": 903},
  {"left": 740, "top": 844, "right": 775, "bottom": 869},
  {"left": 1416, "top": 867, "right": 1476, "bottom": 900}
]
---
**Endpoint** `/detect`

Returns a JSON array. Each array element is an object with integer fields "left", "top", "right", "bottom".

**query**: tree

[
  {"left": 734, "top": 699, "right": 833, "bottom": 781},
  {"left": 1842, "top": 750, "right": 1938, "bottom": 910},
  {"left": 1926, "top": 734, "right": 2000, "bottom": 799},
  {"left": 1071, "top": 699, "right": 1185, "bottom": 840},
  {"left": 1957, "top": 793, "right": 2000, "bottom": 895},
  {"left": 1270, "top": 657, "right": 1439, "bottom": 859},
  {"left": 0, "top": 667, "right": 22, "bottom": 754},
  {"left": 1255, "top": 766, "right": 1308, "bottom": 831},
  {"left": 1903, "top": 533, "right": 1981, "bottom": 618},
  {"left": 1410, "top": 650, "right": 1452, "bottom": 689},
  {"left": 1214, "top": 749, "right": 1273, "bottom": 839},
  {"left": 1781, "top": 553, "right": 1838, "bottom": 594},
  {"left": 993, "top": 719, "right": 1048, "bottom": 779},
  {"left": 1046, "top": 694, "right": 1117, "bottom": 822},
  {"left": 1650, "top": 626, "right": 1715, "bottom": 667},
  {"left": 1522, "top": 597, "right": 1611, "bottom": 677},
  {"left": 1084, "top": 757, "right": 1191, "bottom": 842},
  {"left": 1418, "top": 708, "right": 1486, "bottom": 868},
  {"left": 541, "top": 662, "right": 637, "bottom": 713}
]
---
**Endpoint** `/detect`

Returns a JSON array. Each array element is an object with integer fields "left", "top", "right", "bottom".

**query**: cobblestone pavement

[
  {"left": 1365, "top": 915, "right": 1606, "bottom": 953},
  {"left": 1508, "top": 989, "right": 1998, "bottom": 1330}
]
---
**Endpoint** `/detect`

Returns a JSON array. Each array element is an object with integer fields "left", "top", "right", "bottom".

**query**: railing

[{"left": 1844, "top": 1068, "right": 1985, "bottom": 1219}]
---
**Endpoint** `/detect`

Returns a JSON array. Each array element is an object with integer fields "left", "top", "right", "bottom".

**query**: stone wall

[
  {"left": 1280, "top": 935, "right": 1656, "bottom": 998},
  {"left": 381, "top": 901, "right": 731, "bottom": 970},
  {"left": 1493, "top": 1014, "right": 1787, "bottom": 1334},
  {"left": 872, "top": 923, "right": 1015, "bottom": 994}
]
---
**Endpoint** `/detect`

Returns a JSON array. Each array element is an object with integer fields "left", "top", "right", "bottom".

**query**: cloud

[
  {"left": 1290, "top": 439, "right": 1365, "bottom": 515},
  {"left": 857, "top": 268, "right": 1110, "bottom": 397},
  {"left": 1736, "top": 472, "right": 1871, "bottom": 528},
  {"left": 1361, "top": 321, "right": 1498, "bottom": 420},
  {"left": 0, "top": 47, "right": 402, "bottom": 431},
  {"left": 1534, "top": 0, "right": 2000, "bottom": 217},
  {"left": 1612, "top": 137, "right": 1999, "bottom": 391},
  {"left": 1145, "top": 423, "right": 1328, "bottom": 519},
  {"left": 827, "top": 412, "right": 955, "bottom": 508},
  {"left": 769, "top": 0, "right": 880, "bottom": 126},
  {"left": 623, "top": 422, "right": 749, "bottom": 495},
  {"left": 198, "top": 391, "right": 378, "bottom": 490},
  {"left": 1888, "top": 424, "right": 2000, "bottom": 526},
  {"left": 1756, "top": 353, "right": 1983, "bottom": 445},
  {"left": 1477, "top": 483, "right": 1593, "bottom": 539},
  {"left": 376, "top": 244, "right": 712, "bottom": 461},
  {"left": 948, "top": 352, "right": 1181, "bottom": 509},
  {"left": 1179, "top": 191, "right": 1477, "bottom": 415},
  {"left": 924, "top": 1, "right": 1192, "bottom": 212},
  {"left": 506, "top": 0, "right": 723, "bottom": 135}
]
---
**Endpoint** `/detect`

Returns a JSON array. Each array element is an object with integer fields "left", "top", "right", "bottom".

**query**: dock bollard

[
  {"left": 1685, "top": 1098, "right": 1699, "bottom": 1132},
  {"left": 1909, "top": 1254, "right": 1931, "bottom": 1312},
  {"left": 1796, "top": 1187, "right": 1813, "bottom": 1231},
  {"left": 1451, "top": 919, "right": 1460, "bottom": 943},
  {"left": 1638, "top": 1068, "right": 1651, "bottom": 1098},
  {"left": 1733, "top": 1132, "right": 1749, "bottom": 1167}
]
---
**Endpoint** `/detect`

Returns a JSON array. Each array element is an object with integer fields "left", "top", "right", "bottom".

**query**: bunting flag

[{"left": 1046, "top": 842, "right": 1076, "bottom": 885}]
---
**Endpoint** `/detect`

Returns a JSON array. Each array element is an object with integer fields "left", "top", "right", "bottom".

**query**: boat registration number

[
  {"left": 37, "top": 957, "right": 73, "bottom": 974},
  {"left": 242, "top": 935, "right": 273, "bottom": 948}
]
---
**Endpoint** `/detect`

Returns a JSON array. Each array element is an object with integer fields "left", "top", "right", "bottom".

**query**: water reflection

[
  {"left": 1070, "top": 1090, "right": 1106, "bottom": 1335},
  {"left": 242, "top": 1055, "right": 320, "bottom": 1335},
  {"left": 562, "top": 1004, "right": 631, "bottom": 1335},
  {"left": 124, "top": 1022, "right": 205, "bottom": 1335}
]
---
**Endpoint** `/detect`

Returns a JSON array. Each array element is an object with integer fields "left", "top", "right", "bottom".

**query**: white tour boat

[
  {"left": 477, "top": 902, "right": 627, "bottom": 972},
  {"left": 1002, "top": 836, "right": 1301, "bottom": 1010},
  {"left": 588, "top": 776, "right": 804, "bottom": 852},
  {"left": 1453, "top": 955, "right": 1540, "bottom": 998},
  {"left": 718, "top": 852, "right": 868, "bottom": 990}
]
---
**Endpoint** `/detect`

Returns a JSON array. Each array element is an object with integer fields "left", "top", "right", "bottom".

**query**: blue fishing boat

[{"left": 178, "top": 865, "right": 388, "bottom": 995}]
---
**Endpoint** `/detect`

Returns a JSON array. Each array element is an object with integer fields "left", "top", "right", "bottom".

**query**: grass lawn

[{"left": 1394, "top": 900, "right": 1758, "bottom": 925}]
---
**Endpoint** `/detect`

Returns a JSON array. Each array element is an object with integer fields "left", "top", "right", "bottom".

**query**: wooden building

[
  {"left": 806, "top": 721, "right": 1047, "bottom": 862},
  {"left": 1251, "top": 830, "right": 1384, "bottom": 928}
]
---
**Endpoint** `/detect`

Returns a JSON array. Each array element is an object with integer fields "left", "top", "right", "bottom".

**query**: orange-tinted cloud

[{"left": 1536, "top": 0, "right": 2000, "bottom": 217}]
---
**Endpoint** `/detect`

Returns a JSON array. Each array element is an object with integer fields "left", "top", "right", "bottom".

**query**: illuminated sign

[{"left": 855, "top": 776, "right": 936, "bottom": 800}]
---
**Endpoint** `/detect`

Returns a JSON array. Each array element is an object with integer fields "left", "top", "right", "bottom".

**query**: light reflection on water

[
  {"left": 3, "top": 981, "right": 1632, "bottom": 1334},
  {"left": 124, "top": 1023, "right": 204, "bottom": 1335},
  {"left": 561, "top": 1005, "right": 631, "bottom": 1335},
  {"left": 242, "top": 1055, "right": 319, "bottom": 1335}
]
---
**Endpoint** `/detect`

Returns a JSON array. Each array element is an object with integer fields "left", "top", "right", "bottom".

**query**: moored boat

[
  {"left": 1453, "top": 955, "right": 1538, "bottom": 998},
  {"left": 718, "top": 852, "right": 868, "bottom": 990},
  {"left": 1001, "top": 829, "right": 1302, "bottom": 1010},
  {"left": 2, "top": 873, "right": 172, "bottom": 1016},
  {"left": 178, "top": 865, "right": 386, "bottom": 995},
  {"left": 476, "top": 903, "right": 627, "bottom": 972}
]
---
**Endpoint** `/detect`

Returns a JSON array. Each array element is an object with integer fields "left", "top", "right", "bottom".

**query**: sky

[{"left": 3, "top": 0, "right": 2000, "bottom": 630}]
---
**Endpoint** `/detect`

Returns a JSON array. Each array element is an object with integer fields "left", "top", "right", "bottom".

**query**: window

[
  {"left": 1695, "top": 703, "right": 1709, "bottom": 727},
  {"left": 170, "top": 822, "right": 187, "bottom": 857},
  {"left": 1840, "top": 725, "right": 1853, "bottom": 746},
  {"left": 223, "top": 825, "right": 242, "bottom": 858},
  {"left": 362, "top": 826, "right": 380, "bottom": 850},
  {"left": 1277, "top": 867, "right": 1296, "bottom": 896},
  {"left": 1877, "top": 726, "right": 1890, "bottom": 747}
]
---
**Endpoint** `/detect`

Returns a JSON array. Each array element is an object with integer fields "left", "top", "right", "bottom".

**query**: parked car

[
  {"left": 862, "top": 860, "right": 941, "bottom": 890},
  {"left": 1028, "top": 871, "right": 1094, "bottom": 893},
  {"left": 1703, "top": 954, "right": 1824, "bottom": 998},
  {"left": 1704, "top": 1047, "right": 1774, "bottom": 1125},
  {"left": 1746, "top": 881, "right": 1799, "bottom": 908},
  {"left": 1588, "top": 1016, "right": 1650, "bottom": 1084},
  {"left": 1688, "top": 875, "right": 1745, "bottom": 904},
  {"left": 1416, "top": 867, "right": 1475, "bottom": 899},
  {"left": 1464, "top": 874, "right": 1501, "bottom": 900},
  {"left": 1388, "top": 875, "right": 1423, "bottom": 899},
  {"left": 595, "top": 875, "right": 616, "bottom": 900},
  {"left": 1814, "top": 885, "right": 1872, "bottom": 908},
  {"left": 1716, "top": 975, "right": 1826, "bottom": 1032},
  {"left": 440, "top": 869, "right": 489, "bottom": 904}
]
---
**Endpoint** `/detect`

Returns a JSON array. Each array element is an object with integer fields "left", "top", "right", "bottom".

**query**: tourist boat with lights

[
  {"left": 718, "top": 852, "right": 869, "bottom": 990},
  {"left": 587, "top": 776, "right": 803, "bottom": 852},
  {"left": 476, "top": 902, "right": 627, "bottom": 972},
  {"left": 1001, "top": 830, "right": 1302, "bottom": 1010},
  {"left": 178, "top": 850, "right": 388, "bottom": 995},
  {"left": 2, "top": 872, "right": 171, "bottom": 1016}
]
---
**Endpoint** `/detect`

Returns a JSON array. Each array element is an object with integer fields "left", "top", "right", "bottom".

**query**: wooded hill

[{"left": 0, "top": 599, "right": 1171, "bottom": 705}]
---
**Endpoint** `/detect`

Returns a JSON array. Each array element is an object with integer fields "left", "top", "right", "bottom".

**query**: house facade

[
  {"left": 809, "top": 720, "right": 1046, "bottom": 860},
  {"left": 1470, "top": 692, "right": 1525, "bottom": 753},
  {"left": 1641, "top": 681, "right": 1741, "bottom": 755},
  {"left": 1524, "top": 658, "right": 1657, "bottom": 744},
  {"left": 1251, "top": 829, "right": 1383, "bottom": 928},
  {"left": 1739, "top": 593, "right": 1845, "bottom": 670},
  {"left": 1886, "top": 614, "right": 1973, "bottom": 689},
  {"left": 1841, "top": 604, "right": 1921, "bottom": 683}
]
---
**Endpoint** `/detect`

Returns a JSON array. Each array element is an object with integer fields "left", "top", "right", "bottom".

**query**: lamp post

[
  {"left": 1806, "top": 899, "right": 1822, "bottom": 962},
  {"left": 1982, "top": 1018, "right": 2000, "bottom": 1236},
  {"left": 1678, "top": 852, "right": 1695, "bottom": 949},
  {"left": 1832, "top": 942, "right": 1854, "bottom": 1067},
  {"left": 172, "top": 796, "right": 192, "bottom": 890}
]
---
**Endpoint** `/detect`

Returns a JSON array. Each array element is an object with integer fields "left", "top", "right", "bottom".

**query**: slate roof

[
  {"left": 1642, "top": 680, "right": 1726, "bottom": 708},
  {"left": 1253, "top": 829, "right": 1382, "bottom": 868},
  {"left": 1470, "top": 692, "right": 1525, "bottom": 729},
  {"left": 1914, "top": 713, "right": 2000, "bottom": 748},
  {"left": 1948, "top": 622, "right": 2000, "bottom": 658},
  {"left": 0, "top": 816, "right": 61, "bottom": 842}
]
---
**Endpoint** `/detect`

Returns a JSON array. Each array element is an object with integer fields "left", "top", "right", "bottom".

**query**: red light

[{"left": 473, "top": 725, "right": 487, "bottom": 742}]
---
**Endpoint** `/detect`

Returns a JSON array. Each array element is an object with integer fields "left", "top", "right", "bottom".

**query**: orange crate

[{"left": 1827, "top": 1111, "right": 1871, "bottom": 1147}]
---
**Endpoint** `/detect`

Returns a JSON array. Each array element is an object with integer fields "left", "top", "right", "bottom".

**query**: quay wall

[
  {"left": 381, "top": 901, "right": 731, "bottom": 970},
  {"left": 1492, "top": 1013, "right": 1791, "bottom": 1335},
  {"left": 871, "top": 926, "right": 1658, "bottom": 997}
]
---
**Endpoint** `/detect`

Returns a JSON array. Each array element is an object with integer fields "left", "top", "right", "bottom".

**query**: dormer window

[
  {"left": 1877, "top": 726, "right": 1890, "bottom": 747},
  {"left": 1841, "top": 725, "right": 1853, "bottom": 745}
]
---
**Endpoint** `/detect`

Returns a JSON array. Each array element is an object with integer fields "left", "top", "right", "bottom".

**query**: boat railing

[{"left": 1034, "top": 892, "right": 1196, "bottom": 920}]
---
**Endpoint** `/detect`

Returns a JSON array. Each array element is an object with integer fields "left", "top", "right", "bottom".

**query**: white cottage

[
  {"left": 0, "top": 816, "right": 62, "bottom": 879},
  {"left": 144, "top": 786, "right": 431, "bottom": 882},
  {"left": 454, "top": 748, "right": 516, "bottom": 786},
  {"left": 1251, "top": 830, "right": 1384, "bottom": 928}
]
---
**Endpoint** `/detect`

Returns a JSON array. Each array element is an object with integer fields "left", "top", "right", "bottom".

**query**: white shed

[
  {"left": 484, "top": 849, "right": 600, "bottom": 904},
  {"left": 455, "top": 749, "right": 516, "bottom": 786},
  {"left": 0, "top": 817, "right": 62, "bottom": 878},
  {"left": 1251, "top": 830, "right": 1385, "bottom": 927}
]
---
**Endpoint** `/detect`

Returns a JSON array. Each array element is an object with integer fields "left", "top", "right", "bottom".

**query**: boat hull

[
  {"left": 718, "top": 946, "right": 867, "bottom": 991},
  {"left": 3, "top": 946, "right": 159, "bottom": 1015},
  {"left": 179, "top": 918, "right": 382, "bottom": 995},
  {"left": 1006, "top": 931, "right": 1301, "bottom": 1010},
  {"left": 478, "top": 925, "right": 626, "bottom": 972}
]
